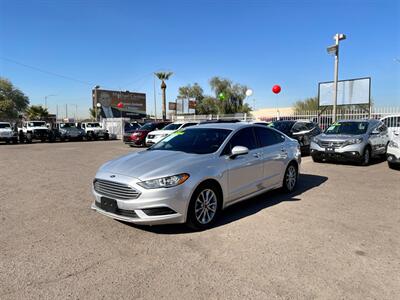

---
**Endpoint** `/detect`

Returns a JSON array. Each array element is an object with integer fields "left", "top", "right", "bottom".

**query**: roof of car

[
  {"left": 195, "top": 122, "right": 255, "bottom": 130},
  {"left": 337, "top": 119, "right": 379, "bottom": 123}
]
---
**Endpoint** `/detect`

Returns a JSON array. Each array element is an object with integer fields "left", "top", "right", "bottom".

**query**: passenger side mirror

[
  {"left": 371, "top": 129, "right": 379, "bottom": 135},
  {"left": 230, "top": 146, "right": 249, "bottom": 159}
]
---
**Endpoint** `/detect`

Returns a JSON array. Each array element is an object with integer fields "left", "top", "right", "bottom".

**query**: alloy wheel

[
  {"left": 194, "top": 189, "right": 218, "bottom": 225},
  {"left": 285, "top": 165, "right": 297, "bottom": 191}
]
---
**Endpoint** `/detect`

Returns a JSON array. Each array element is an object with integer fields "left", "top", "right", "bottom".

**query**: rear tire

[
  {"left": 388, "top": 162, "right": 399, "bottom": 170},
  {"left": 282, "top": 163, "right": 298, "bottom": 193},
  {"left": 186, "top": 183, "right": 221, "bottom": 231}
]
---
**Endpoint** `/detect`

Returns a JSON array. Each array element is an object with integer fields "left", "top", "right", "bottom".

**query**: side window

[
  {"left": 305, "top": 122, "right": 315, "bottom": 130},
  {"left": 223, "top": 127, "right": 257, "bottom": 155},
  {"left": 181, "top": 123, "right": 196, "bottom": 128},
  {"left": 254, "top": 127, "right": 285, "bottom": 147},
  {"left": 156, "top": 124, "right": 165, "bottom": 129},
  {"left": 292, "top": 122, "right": 308, "bottom": 133}
]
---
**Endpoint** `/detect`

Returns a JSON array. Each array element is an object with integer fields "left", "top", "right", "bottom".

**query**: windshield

[
  {"left": 140, "top": 123, "right": 157, "bottom": 131},
  {"left": 162, "top": 123, "right": 182, "bottom": 130},
  {"left": 325, "top": 122, "right": 369, "bottom": 135},
  {"left": 29, "top": 121, "right": 46, "bottom": 127},
  {"left": 150, "top": 128, "right": 232, "bottom": 154},
  {"left": 0, "top": 123, "right": 11, "bottom": 129},
  {"left": 60, "top": 123, "right": 76, "bottom": 128},
  {"left": 87, "top": 123, "right": 101, "bottom": 128},
  {"left": 269, "top": 121, "right": 295, "bottom": 135},
  {"left": 125, "top": 123, "right": 141, "bottom": 131}
]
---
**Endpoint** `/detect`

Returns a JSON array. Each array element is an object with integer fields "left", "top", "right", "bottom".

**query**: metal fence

[{"left": 171, "top": 107, "right": 400, "bottom": 131}]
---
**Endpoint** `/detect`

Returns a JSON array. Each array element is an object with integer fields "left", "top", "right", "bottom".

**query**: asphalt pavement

[{"left": 0, "top": 140, "right": 399, "bottom": 299}]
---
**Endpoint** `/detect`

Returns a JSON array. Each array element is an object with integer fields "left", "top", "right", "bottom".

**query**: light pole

[
  {"left": 327, "top": 33, "right": 346, "bottom": 123},
  {"left": 96, "top": 103, "right": 102, "bottom": 121},
  {"left": 44, "top": 94, "right": 56, "bottom": 109}
]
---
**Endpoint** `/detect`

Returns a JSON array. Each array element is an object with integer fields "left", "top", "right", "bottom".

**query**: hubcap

[
  {"left": 194, "top": 189, "right": 217, "bottom": 225},
  {"left": 286, "top": 166, "right": 297, "bottom": 191}
]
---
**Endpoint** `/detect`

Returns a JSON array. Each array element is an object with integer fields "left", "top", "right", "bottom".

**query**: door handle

[
  {"left": 253, "top": 153, "right": 262, "bottom": 158},
  {"left": 280, "top": 148, "right": 287, "bottom": 153}
]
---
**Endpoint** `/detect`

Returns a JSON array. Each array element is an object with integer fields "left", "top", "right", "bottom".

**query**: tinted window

[
  {"left": 292, "top": 122, "right": 308, "bottom": 133},
  {"left": 181, "top": 123, "right": 197, "bottom": 128},
  {"left": 150, "top": 128, "right": 231, "bottom": 154},
  {"left": 163, "top": 123, "right": 182, "bottom": 130},
  {"left": 0, "top": 123, "right": 11, "bottom": 128},
  {"left": 270, "top": 121, "right": 295, "bottom": 135},
  {"left": 255, "top": 127, "right": 285, "bottom": 147},
  {"left": 305, "top": 122, "right": 315, "bottom": 130},
  {"left": 383, "top": 116, "right": 400, "bottom": 128},
  {"left": 140, "top": 123, "right": 157, "bottom": 130},
  {"left": 223, "top": 127, "right": 257, "bottom": 154}
]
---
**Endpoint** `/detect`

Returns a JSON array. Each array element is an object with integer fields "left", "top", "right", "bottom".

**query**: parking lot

[{"left": 0, "top": 140, "right": 399, "bottom": 299}]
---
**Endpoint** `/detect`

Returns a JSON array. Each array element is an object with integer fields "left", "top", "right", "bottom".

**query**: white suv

[
  {"left": 380, "top": 115, "right": 400, "bottom": 140},
  {"left": 387, "top": 133, "right": 400, "bottom": 169},
  {"left": 145, "top": 122, "right": 198, "bottom": 146}
]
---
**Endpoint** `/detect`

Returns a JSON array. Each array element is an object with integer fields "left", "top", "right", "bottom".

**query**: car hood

[
  {"left": 101, "top": 150, "right": 212, "bottom": 180},
  {"left": 317, "top": 133, "right": 364, "bottom": 141}
]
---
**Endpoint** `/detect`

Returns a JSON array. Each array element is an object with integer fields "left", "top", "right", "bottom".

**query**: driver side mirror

[{"left": 230, "top": 146, "right": 249, "bottom": 159}]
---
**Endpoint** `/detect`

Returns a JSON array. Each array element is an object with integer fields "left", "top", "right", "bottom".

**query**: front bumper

[
  {"left": 91, "top": 172, "right": 193, "bottom": 225},
  {"left": 310, "top": 142, "right": 363, "bottom": 161},
  {"left": 145, "top": 136, "right": 164, "bottom": 146},
  {"left": 124, "top": 136, "right": 144, "bottom": 145}
]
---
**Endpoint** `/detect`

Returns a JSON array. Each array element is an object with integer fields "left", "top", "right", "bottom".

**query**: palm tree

[
  {"left": 25, "top": 105, "right": 49, "bottom": 120},
  {"left": 155, "top": 71, "right": 173, "bottom": 120}
]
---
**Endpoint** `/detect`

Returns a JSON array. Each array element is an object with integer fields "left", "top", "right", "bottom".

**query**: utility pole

[
  {"left": 327, "top": 33, "right": 346, "bottom": 123},
  {"left": 153, "top": 75, "right": 157, "bottom": 120},
  {"left": 65, "top": 104, "right": 68, "bottom": 119}
]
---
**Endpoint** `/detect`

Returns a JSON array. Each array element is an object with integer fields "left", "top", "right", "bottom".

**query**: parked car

[
  {"left": 56, "top": 122, "right": 85, "bottom": 141},
  {"left": 0, "top": 122, "right": 18, "bottom": 144},
  {"left": 91, "top": 123, "right": 301, "bottom": 230},
  {"left": 79, "top": 122, "right": 109, "bottom": 140},
  {"left": 145, "top": 122, "right": 198, "bottom": 146},
  {"left": 269, "top": 120, "right": 321, "bottom": 154},
  {"left": 123, "top": 121, "right": 170, "bottom": 147},
  {"left": 124, "top": 122, "right": 142, "bottom": 133},
  {"left": 387, "top": 133, "right": 400, "bottom": 169},
  {"left": 380, "top": 114, "right": 400, "bottom": 140},
  {"left": 18, "top": 120, "right": 54, "bottom": 143},
  {"left": 310, "top": 119, "right": 390, "bottom": 165}
]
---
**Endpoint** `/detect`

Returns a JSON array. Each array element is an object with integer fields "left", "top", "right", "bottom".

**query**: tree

[
  {"left": 196, "top": 96, "right": 220, "bottom": 115},
  {"left": 0, "top": 77, "right": 30, "bottom": 118},
  {"left": 293, "top": 97, "right": 319, "bottom": 112},
  {"left": 209, "top": 77, "right": 248, "bottom": 114},
  {"left": 25, "top": 105, "right": 49, "bottom": 120},
  {"left": 155, "top": 72, "right": 173, "bottom": 120},
  {"left": 177, "top": 83, "right": 204, "bottom": 102},
  {"left": 89, "top": 108, "right": 97, "bottom": 120}
]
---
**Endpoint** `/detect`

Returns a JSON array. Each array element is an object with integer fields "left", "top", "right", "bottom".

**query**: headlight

[
  {"left": 345, "top": 138, "right": 363, "bottom": 145},
  {"left": 132, "top": 132, "right": 142, "bottom": 136},
  {"left": 389, "top": 141, "right": 399, "bottom": 148},
  {"left": 137, "top": 173, "right": 190, "bottom": 189},
  {"left": 311, "top": 137, "right": 320, "bottom": 143}
]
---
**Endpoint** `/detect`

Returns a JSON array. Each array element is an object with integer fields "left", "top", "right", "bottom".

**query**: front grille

[
  {"left": 319, "top": 140, "right": 345, "bottom": 148},
  {"left": 95, "top": 201, "right": 138, "bottom": 218},
  {"left": 94, "top": 179, "right": 141, "bottom": 200},
  {"left": 34, "top": 129, "right": 48, "bottom": 135}
]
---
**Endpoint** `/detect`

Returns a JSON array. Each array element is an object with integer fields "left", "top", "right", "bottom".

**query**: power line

[{"left": 0, "top": 56, "right": 95, "bottom": 86}]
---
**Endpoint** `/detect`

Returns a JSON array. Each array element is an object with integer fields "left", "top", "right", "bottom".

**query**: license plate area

[{"left": 101, "top": 197, "right": 118, "bottom": 213}]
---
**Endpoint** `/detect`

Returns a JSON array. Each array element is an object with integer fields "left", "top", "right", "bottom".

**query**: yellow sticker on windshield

[{"left": 174, "top": 130, "right": 185, "bottom": 135}]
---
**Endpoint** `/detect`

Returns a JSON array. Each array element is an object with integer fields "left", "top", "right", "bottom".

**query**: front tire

[
  {"left": 187, "top": 184, "right": 221, "bottom": 231},
  {"left": 360, "top": 146, "right": 371, "bottom": 166},
  {"left": 282, "top": 163, "right": 298, "bottom": 193},
  {"left": 26, "top": 133, "right": 32, "bottom": 144}
]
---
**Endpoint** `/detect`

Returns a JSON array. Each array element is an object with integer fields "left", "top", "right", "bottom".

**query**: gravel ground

[{"left": 0, "top": 140, "right": 399, "bottom": 299}]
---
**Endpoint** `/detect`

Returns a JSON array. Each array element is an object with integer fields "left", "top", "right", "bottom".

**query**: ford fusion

[{"left": 92, "top": 123, "right": 301, "bottom": 230}]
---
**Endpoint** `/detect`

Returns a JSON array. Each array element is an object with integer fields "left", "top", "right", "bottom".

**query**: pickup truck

[
  {"left": 56, "top": 122, "right": 85, "bottom": 141},
  {"left": 18, "top": 120, "right": 54, "bottom": 143},
  {"left": 79, "top": 122, "right": 109, "bottom": 141},
  {"left": 0, "top": 122, "right": 18, "bottom": 144}
]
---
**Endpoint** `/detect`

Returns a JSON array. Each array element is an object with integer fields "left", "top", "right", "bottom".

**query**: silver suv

[{"left": 310, "top": 119, "right": 390, "bottom": 165}]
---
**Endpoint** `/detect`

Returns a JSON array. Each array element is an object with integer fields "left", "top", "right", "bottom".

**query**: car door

[
  {"left": 224, "top": 127, "right": 264, "bottom": 203},
  {"left": 254, "top": 127, "right": 287, "bottom": 188}
]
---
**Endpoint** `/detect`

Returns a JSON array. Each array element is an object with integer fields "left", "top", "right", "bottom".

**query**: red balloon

[
  {"left": 117, "top": 102, "right": 124, "bottom": 108},
  {"left": 272, "top": 85, "right": 281, "bottom": 94}
]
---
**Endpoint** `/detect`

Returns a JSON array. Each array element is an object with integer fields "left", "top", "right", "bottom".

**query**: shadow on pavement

[{"left": 124, "top": 173, "right": 328, "bottom": 235}]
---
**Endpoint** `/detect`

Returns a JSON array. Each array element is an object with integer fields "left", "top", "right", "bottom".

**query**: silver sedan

[{"left": 91, "top": 123, "right": 301, "bottom": 230}]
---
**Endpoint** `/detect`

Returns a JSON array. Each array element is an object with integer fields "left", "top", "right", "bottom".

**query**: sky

[{"left": 0, "top": 0, "right": 399, "bottom": 118}]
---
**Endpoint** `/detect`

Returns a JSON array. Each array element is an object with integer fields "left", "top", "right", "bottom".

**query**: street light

[
  {"left": 245, "top": 88, "right": 253, "bottom": 107},
  {"left": 96, "top": 102, "right": 101, "bottom": 121},
  {"left": 327, "top": 33, "right": 346, "bottom": 123}
]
